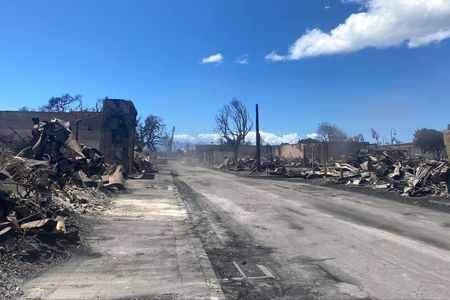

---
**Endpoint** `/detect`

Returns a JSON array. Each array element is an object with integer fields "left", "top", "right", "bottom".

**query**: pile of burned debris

[
  {"left": 217, "top": 156, "right": 286, "bottom": 172},
  {"left": 217, "top": 149, "right": 450, "bottom": 198},
  {"left": 333, "top": 149, "right": 449, "bottom": 197},
  {"left": 0, "top": 118, "right": 129, "bottom": 243},
  {"left": 132, "top": 147, "right": 158, "bottom": 178},
  {"left": 0, "top": 117, "right": 159, "bottom": 297}
]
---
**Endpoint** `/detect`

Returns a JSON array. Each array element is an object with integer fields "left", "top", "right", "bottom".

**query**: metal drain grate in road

[{"left": 219, "top": 261, "right": 275, "bottom": 281}]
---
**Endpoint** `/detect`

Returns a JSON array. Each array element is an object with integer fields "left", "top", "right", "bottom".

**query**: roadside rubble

[
  {"left": 0, "top": 117, "right": 148, "bottom": 297},
  {"left": 131, "top": 147, "right": 158, "bottom": 179},
  {"left": 1, "top": 117, "right": 158, "bottom": 244},
  {"left": 217, "top": 149, "right": 450, "bottom": 198},
  {"left": 0, "top": 118, "right": 125, "bottom": 244}
]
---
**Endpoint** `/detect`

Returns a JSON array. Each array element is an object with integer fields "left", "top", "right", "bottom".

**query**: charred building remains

[{"left": 0, "top": 99, "right": 137, "bottom": 172}]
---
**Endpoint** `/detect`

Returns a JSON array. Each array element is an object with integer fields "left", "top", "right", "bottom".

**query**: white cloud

[
  {"left": 201, "top": 53, "right": 223, "bottom": 64},
  {"left": 235, "top": 55, "right": 249, "bottom": 64},
  {"left": 173, "top": 134, "right": 196, "bottom": 143},
  {"left": 175, "top": 131, "right": 301, "bottom": 145},
  {"left": 266, "top": 0, "right": 450, "bottom": 61},
  {"left": 197, "top": 133, "right": 221, "bottom": 143},
  {"left": 306, "top": 133, "right": 318, "bottom": 139},
  {"left": 265, "top": 51, "right": 285, "bottom": 62},
  {"left": 174, "top": 133, "right": 221, "bottom": 144},
  {"left": 246, "top": 131, "right": 300, "bottom": 145},
  {"left": 173, "top": 134, "right": 191, "bottom": 139},
  {"left": 408, "top": 30, "right": 450, "bottom": 48}
]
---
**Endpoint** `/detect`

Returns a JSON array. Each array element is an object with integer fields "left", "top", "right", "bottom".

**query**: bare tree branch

[
  {"left": 215, "top": 98, "right": 253, "bottom": 161},
  {"left": 40, "top": 94, "right": 83, "bottom": 112}
]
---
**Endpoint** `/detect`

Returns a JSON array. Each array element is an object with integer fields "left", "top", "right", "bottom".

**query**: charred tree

[
  {"left": 215, "top": 98, "right": 253, "bottom": 162},
  {"left": 413, "top": 128, "right": 445, "bottom": 159},
  {"left": 137, "top": 114, "right": 167, "bottom": 152}
]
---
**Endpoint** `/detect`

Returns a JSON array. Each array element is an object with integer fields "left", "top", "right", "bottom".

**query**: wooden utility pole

[{"left": 255, "top": 104, "right": 261, "bottom": 172}]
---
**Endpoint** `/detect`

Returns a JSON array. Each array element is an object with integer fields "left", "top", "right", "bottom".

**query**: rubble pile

[
  {"left": 217, "top": 149, "right": 450, "bottom": 198},
  {"left": 0, "top": 118, "right": 126, "bottom": 244},
  {"left": 217, "top": 156, "right": 286, "bottom": 172},
  {"left": 132, "top": 147, "right": 158, "bottom": 178},
  {"left": 0, "top": 117, "right": 159, "bottom": 297},
  {"left": 333, "top": 149, "right": 450, "bottom": 197}
]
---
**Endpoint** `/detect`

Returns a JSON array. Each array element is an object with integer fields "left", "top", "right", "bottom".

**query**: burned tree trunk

[{"left": 233, "top": 143, "right": 240, "bottom": 162}]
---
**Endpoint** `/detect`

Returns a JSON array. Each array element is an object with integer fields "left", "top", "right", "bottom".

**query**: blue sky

[{"left": 1, "top": 0, "right": 449, "bottom": 144}]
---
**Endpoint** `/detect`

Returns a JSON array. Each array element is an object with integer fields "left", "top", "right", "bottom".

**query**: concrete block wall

[
  {"left": 100, "top": 99, "right": 137, "bottom": 173},
  {"left": 444, "top": 127, "right": 450, "bottom": 159},
  {"left": 0, "top": 111, "right": 102, "bottom": 149},
  {"left": 277, "top": 144, "right": 304, "bottom": 160},
  {"left": 1, "top": 99, "right": 138, "bottom": 173}
]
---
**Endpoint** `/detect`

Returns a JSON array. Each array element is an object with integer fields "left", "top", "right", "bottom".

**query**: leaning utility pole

[{"left": 255, "top": 104, "right": 261, "bottom": 172}]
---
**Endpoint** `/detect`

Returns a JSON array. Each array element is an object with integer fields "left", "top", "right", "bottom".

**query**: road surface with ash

[
  {"left": 172, "top": 161, "right": 450, "bottom": 299},
  {"left": 21, "top": 167, "right": 224, "bottom": 299}
]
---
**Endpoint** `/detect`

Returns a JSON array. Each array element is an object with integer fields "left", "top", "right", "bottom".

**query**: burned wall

[
  {"left": 0, "top": 111, "right": 102, "bottom": 150},
  {"left": 377, "top": 142, "right": 446, "bottom": 159},
  {"left": 326, "top": 141, "right": 369, "bottom": 161},
  {"left": 275, "top": 144, "right": 304, "bottom": 159},
  {"left": 195, "top": 143, "right": 303, "bottom": 164},
  {"left": 100, "top": 99, "right": 137, "bottom": 173},
  {"left": 297, "top": 141, "right": 369, "bottom": 164},
  {"left": 195, "top": 144, "right": 255, "bottom": 164},
  {"left": 1, "top": 99, "right": 138, "bottom": 173}
]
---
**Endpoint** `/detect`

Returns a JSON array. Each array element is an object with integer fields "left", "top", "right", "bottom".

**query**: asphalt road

[{"left": 172, "top": 161, "right": 450, "bottom": 299}]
